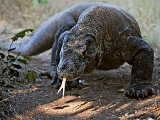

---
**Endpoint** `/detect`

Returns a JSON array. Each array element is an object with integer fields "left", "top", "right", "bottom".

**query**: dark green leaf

[
  {"left": 18, "top": 58, "right": 28, "bottom": 65},
  {"left": 13, "top": 70, "right": 19, "bottom": 77},
  {"left": 39, "top": 0, "right": 48, "bottom": 5},
  {"left": 23, "top": 56, "right": 32, "bottom": 61},
  {"left": 9, "top": 69, "right": 19, "bottom": 77},
  {"left": 8, "top": 55, "right": 16, "bottom": 58},
  {"left": 4, "top": 61, "right": 9, "bottom": 64},
  {"left": 118, "top": 88, "right": 125, "bottom": 93},
  {"left": 25, "top": 72, "right": 29, "bottom": 79},
  {"left": 0, "top": 52, "right": 5, "bottom": 59},
  {"left": 12, "top": 62, "right": 22, "bottom": 69},
  {"left": 7, "top": 58, "right": 16, "bottom": 62},
  {"left": 9, "top": 68, "right": 14, "bottom": 75},
  {"left": 24, "top": 83, "right": 32, "bottom": 87},
  {"left": 2, "top": 68, "right": 7, "bottom": 75},
  {"left": 11, "top": 29, "right": 33, "bottom": 41},
  {"left": 32, "top": 0, "right": 48, "bottom": 8},
  {"left": 25, "top": 70, "right": 38, "bottom": 82},
  {"left": 7, "top": 55, "right": 16, "bottom": 62},
  {"left": 8, "top": 47, "right": 16, "bottom": 52},
  {"left": 32, "top": 70, "right": 39, "bottom": 78}
]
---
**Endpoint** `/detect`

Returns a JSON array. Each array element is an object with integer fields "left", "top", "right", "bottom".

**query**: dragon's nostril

[
  {"left": 60, "top": 63, "right": 67, "bottom": 70},
  {"left": 69, "top": 67, "right": 74, "bottom": 72}
]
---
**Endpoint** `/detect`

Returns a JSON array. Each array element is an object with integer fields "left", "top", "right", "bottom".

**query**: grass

[{"left": 0, "top": 0, "right": 160, "bottom": 48}]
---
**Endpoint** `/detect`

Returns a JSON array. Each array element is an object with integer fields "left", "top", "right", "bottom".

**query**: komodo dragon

[{"left": 1, "top": 2, "right": 156, "bottom": 98}]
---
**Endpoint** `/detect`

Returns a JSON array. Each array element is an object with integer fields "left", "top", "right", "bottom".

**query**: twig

[{"left": 0, "top": 95, "right": 15, "bottom": 104}]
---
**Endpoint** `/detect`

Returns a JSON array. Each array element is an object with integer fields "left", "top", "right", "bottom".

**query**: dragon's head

[{"left": 57, "top": 32, "right": 100, "bottom": 81}]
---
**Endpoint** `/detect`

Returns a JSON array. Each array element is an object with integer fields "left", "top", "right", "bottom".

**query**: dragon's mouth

[
  {"left": 57, "top": 58, "right": 88, "bottom": 81},
  {"left": 56, "top": 75, "right": 80, "bottom": 98},
  {"left": 57, "top": 59, "right": 88, "bottom": 98},
  {"left": 71, "top": 75, "right": 81, "bottom": 81},
  {"left": 58, "top": 75, "right": 80, "bottom": 81}
]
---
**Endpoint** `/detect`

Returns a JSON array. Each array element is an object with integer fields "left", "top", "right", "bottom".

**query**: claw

[
  {"left": 39, "top": 71, "right": 52, "bottom": 79},
  {"left": 144, "top": 89, "right": 148, "bottom": 97},
  {"left": 55, "top": 83, "right": 61, "bottom": 89},
  {"left": 50, "top": 73, "right": 58, "bottom": 85},
  {"left": 136, "top": 90, "right": 140, "bottom": 99},
  {"left": 151, "top": 88, "right": 156, "bottom": 94},
  {"left": 65, "top": 82, "right": 70, "bottom": 90},
  {"left": 126, "top": 85, "right": 156, "bottom": 99},
  {"left": 147, "top": 87, "right": 156, "bottom": 95},
  {"left": 50, "top": 78, "right": 57, "bottom": 85},
  {"left": 141, "top": 90, "right": 145, "bottom": 99},
  {"left": 130, "top": 88, "right": 135, "bottom": 96},
  {"left": 125, "top": 90, "right": 130, "bottom": 97}
]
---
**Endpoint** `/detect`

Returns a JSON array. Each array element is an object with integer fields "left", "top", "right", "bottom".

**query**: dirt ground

[
  {"left": 0, "top": 48, "right": 159, "bottom": 120},
  {"left": 0, "top": 26, "right": 159, "bottom": 120}
]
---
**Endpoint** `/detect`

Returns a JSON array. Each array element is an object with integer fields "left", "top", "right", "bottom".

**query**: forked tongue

[{"left": 57, "top": 77, "right": 66, "bottom": 97}]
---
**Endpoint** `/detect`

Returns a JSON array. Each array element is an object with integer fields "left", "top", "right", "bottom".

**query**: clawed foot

[
  {"left": 125, "top": 85, "right": 156, "bottom": 99},
  {"left": 38, "top": 71, "right": 53, "bottom": 79}
]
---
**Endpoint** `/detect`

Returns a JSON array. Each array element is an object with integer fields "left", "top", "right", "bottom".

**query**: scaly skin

[
  {"left": 55, "top": 5, "right": 155, "bottom": 99},
  {"left": 1, "top": 3, "right": 156, "bottom": 98}
]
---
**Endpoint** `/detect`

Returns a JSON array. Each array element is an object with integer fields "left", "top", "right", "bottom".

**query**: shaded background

[{"left": 0, "top": 0, "right": 160, "bottom": 48}]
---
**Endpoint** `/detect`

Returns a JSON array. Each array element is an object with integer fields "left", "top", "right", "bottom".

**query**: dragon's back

[{"left": 77, "top": 4, "right": 141, "bottom": 39}]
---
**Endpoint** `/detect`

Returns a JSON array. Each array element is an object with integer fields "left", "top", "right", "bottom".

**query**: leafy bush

[
  {"left": 32, "top": 0, "right": 48, "bottom": 8},
  {"left": 0, "top": 29, "right": 38, "bottom": 85}
]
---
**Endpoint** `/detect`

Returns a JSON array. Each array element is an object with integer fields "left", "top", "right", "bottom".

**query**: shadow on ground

[{"left": 7, "top": 54, "right": 160, "bottom": 120}]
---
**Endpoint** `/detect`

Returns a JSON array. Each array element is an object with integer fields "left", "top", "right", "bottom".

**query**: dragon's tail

[
  {"left": 0, "top": 42, "right": 30, "bottom": 56},
  {"left": 0, "top": 14, "right": 59, "bottom": 56}
]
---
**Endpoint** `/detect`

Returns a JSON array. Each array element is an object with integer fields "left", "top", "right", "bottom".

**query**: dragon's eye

[
  {"left": 76, "top": 45, "right": 86, "bottom": 55},
  {"left": 79, "top": 49, "right": 86, "bottom": 56}
]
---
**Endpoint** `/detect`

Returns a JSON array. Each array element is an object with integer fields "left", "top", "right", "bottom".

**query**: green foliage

[
  {"left": 8, "top": 47, "right": 16, "bottom": 51},
  {"left": 12, "top": 62, "right": 22, "bottom": 69},
  {"left": 0, "top": 29, "right": 38, "bottom": 85},
  {"left": 0, "top": 52, "right": 5, "bottom": 59},
  {"left": 118, "top": 88, "right": 125, "bottom": 93},
  {"left": 25, "top": 70, "right": 39, "bottom": 82},
  {"left": 11, "top": 29, "right": 33, "bottom": 41},
  {"left": 18, "top": 58, "right": 28, "bottom": 65},
  {"left": 23, "top": 56, "right": 32, "bottom": 61},
  {"left": 32, "top": 0, "right": 48, "bottom": 8},
  {"left": 0, "top": 52, "right": 29, "bottom": 78}
]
